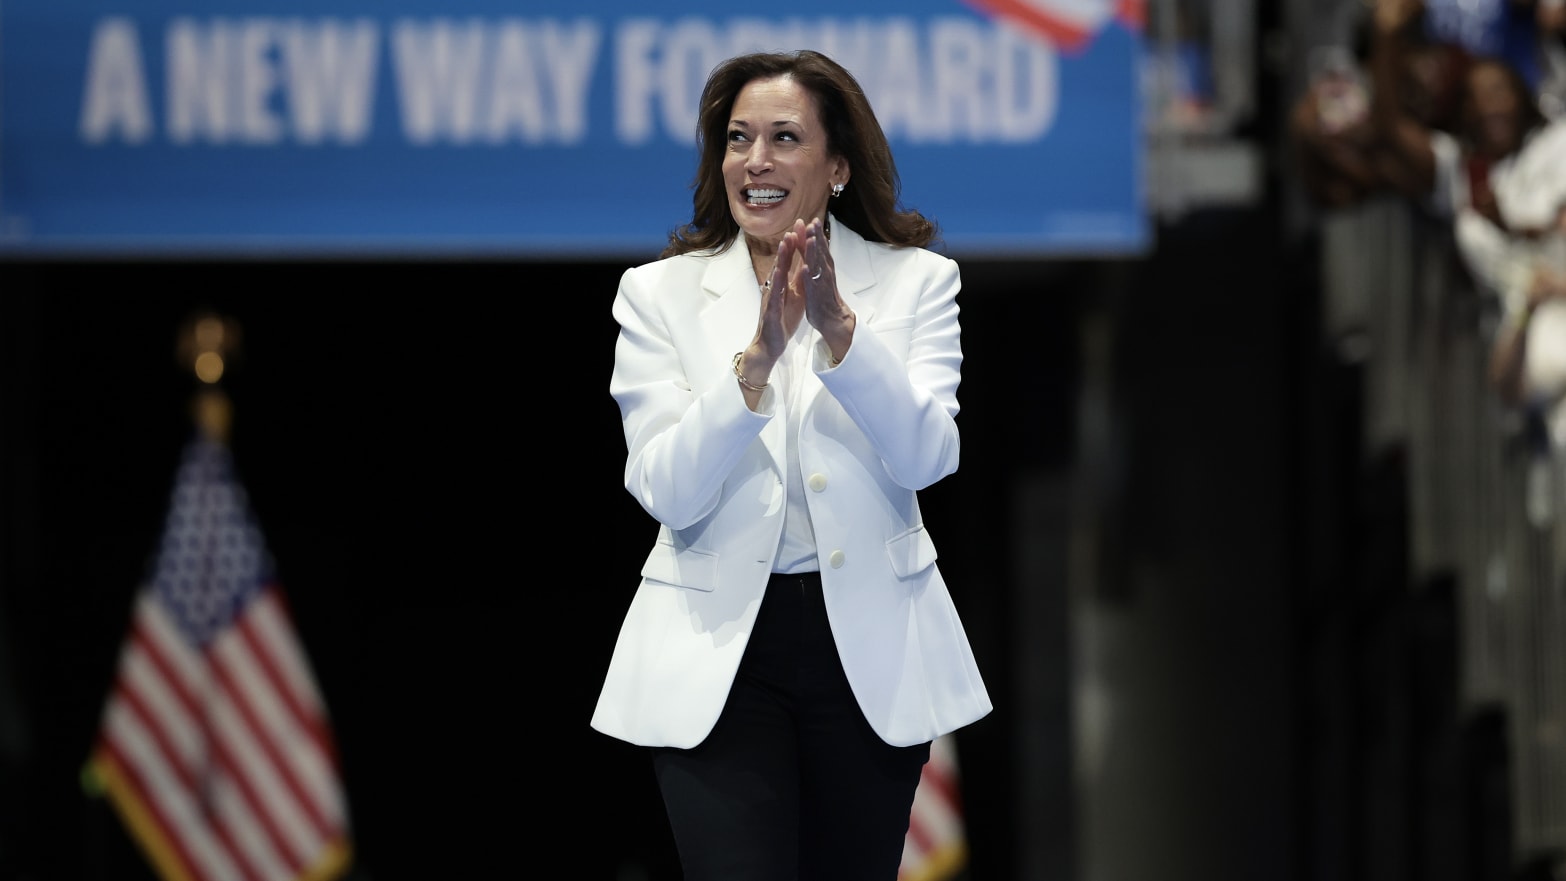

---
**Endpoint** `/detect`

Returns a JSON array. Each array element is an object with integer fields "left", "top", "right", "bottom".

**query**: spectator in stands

[
  {"left": 1369, "top": 0, "right": 1566, "bottom": 287},
  {"left": 1374, "top": 0, "right": 1566, "bottom": 449},
  {"left": 1291, "top": 41, "right": 1382, "bottom": 209},
  {"left": 1289, "top": 6, "right": 1466, "bottom": 209}
]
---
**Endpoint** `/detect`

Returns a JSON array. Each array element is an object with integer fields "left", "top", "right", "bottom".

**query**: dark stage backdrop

[{"left": 0, "top": 260, "right": 1081, "bottom": 880}]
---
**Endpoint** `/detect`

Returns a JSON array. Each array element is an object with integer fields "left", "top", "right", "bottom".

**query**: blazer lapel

[
  {"left": 826, "top": 214, "right": 878, "bottom": 326},
  {"left": 698, "top": 236, "right": 762, "bottom": 340}
]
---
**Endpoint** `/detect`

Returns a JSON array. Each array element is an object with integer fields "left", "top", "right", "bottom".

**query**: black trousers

[{"left": 651, "top": 572, "right": 931, "bottom": 881}]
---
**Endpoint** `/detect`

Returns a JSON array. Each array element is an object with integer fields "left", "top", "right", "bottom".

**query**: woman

[{"left": 590, "top": 49, "right": 992, "bottom": 881}]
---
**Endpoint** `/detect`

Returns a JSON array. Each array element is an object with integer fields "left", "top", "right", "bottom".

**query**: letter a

[{"left": 80, "top": 17, "right": 154, "bottom": 144}]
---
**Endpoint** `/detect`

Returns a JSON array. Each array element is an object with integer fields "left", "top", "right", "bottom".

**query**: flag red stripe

[
  {"left": 92, "top": 741, "right": 207, "bottom": 881},
  {"left": 901, "top": 735, "right": 967, "bottom": 881},
  {"left": 133, "top": 611, "right": 204, "bottom": 732},
  {"left": 919, "top": 762, "right": 961, "bottom": 811},
  {"left": 140, "top": 605, "right": 308, "bottom": 880},
  {"left": 212, "top": 620, "right": 337, "bottom": 850},
  {"left": 139, "top": 602, "right": 313, "bottom": 877},
  {"left": 134, "top": 622, "right": 306, "bottom": 881},
  {"left": 130, "top": 599, "right": 309, "bottom": 881},
  {"left": 203, "top": 647, "right": 338, "bottom": 876},
  {"left": 1116, "top": 0, "right": 1145, "bottom": 28},
  {"left": 247, "top": 590, "right": 336, "bottom": 755},
  {"left": 248, "top": 592, "right": 347, "bottom": 823},
  {"left": 906, "top": 816, "right": 937, "bottom": 854},
  {"left": 958, "top": 0, "right": 1094, "bottom": 51},
  {"left": 106, "top": 689, "right": 270, "bottom": 881},
  {"left": 235, "top": 591, "right": 344, "bottom": 822},
  {"left": 208, "top": 711, "right": 314, "bottom": 879},
  {"left": 112, "top": 658, "right": 200, "bottom": 796}
]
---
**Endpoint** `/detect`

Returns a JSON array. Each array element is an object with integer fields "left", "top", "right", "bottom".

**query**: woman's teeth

[{"left": 747, "top": 188, "right": 786, "bottom": 205}]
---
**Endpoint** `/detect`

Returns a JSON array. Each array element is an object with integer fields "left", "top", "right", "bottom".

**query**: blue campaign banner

[{"left": 0, "top": 0, "right": 1147, "bottom": 258}]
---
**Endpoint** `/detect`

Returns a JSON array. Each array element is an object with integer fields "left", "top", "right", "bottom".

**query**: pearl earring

[{"left": 831, "top": 182, "right": 845, "bottom": 197}]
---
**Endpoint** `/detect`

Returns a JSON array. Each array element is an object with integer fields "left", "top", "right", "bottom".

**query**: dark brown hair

[
  {"left": 1458, "top": 54, "right": 1546, "bottom": 159},
  {"left": 660, "top": 49, "right": 938, "bottom": 259}
]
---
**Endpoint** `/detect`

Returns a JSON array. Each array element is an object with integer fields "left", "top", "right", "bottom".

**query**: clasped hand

[{"left": 752, "top": 217, "right": 855, "bottom": 372}]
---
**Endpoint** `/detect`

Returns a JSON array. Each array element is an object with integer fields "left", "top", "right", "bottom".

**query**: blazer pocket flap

[
  {"left": 884, "top": 525, "right": 938, "bottom": 579},
  {"left": 640, "top": 540, "right": 719, "bottom": 592},
  {"left": 872, "top": 314, "right": 916, "bottom": 333},
  {"left": 872, "top": 315, "right": 916, "bottom": 361}
]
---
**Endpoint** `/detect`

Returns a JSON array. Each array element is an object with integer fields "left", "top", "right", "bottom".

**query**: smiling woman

[{"left": 589, "top": 49, "right": 991, "bottom": 881}]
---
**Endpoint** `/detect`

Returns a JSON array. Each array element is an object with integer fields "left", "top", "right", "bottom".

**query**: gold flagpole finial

[{"left": 176, "top": 311, "right": 242, "bottom": 444}]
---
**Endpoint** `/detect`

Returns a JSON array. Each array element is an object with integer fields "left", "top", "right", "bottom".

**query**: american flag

[
  {"left": 899, "top": 733, "right": 969, "bottom": 881},
  {"left": 83, "top": 435, "right": 352, "bottom": 881}
]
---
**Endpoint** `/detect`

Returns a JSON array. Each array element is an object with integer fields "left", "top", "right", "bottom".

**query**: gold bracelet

[{"left": 732, "top": 351, "right": 768, "bottom": 391}]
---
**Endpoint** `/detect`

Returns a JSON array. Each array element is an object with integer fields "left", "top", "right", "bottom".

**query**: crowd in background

[
  {"left": 1291, "top": 0, "right": 1566, "bottom": 462},
  {"left": 1289, "top": 2, "right": 1566, "bottom": 872}
]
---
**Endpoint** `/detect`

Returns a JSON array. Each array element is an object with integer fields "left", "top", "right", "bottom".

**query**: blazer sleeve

[
  {"left": 817, "top": 250, "right": 962, "bottom": 490},
  {"left": 609, "top": 262, "right": 771, "bottom": 530}
]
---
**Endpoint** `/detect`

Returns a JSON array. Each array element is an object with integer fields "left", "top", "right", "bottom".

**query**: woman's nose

[{"left": 747, "top": 143, "right": 773, "bottom": 173}]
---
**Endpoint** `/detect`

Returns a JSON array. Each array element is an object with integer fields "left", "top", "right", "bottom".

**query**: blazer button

[
  {"left": 828, "top": 550, "right": 846, "bottom": 568},
  {"left": 808, "top": 472, "right": 828, "bottom": 492}
]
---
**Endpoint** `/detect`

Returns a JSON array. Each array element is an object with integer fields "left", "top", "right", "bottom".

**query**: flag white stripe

[
  {"left": 137, "top": 583, "right": 314, "bottom": 881},
  {"left": 138, "top": 591, "right": 207, "bottom": 696},
  {"left": 213, "top": 618, "right": 343, "bottom": 828},
  {"left": 908, "top": 786, "right": 962, "bottom": 844},
  {"left": 900, "top": 734, "right": 966, "bottom": 880},
  {"left": 210, "top": 682, "right": 325, "bottom": 865},
  {"left": 219, "top": 603, "right": 345, "bottom": 824},
  {"left": 250, "top": 593, "right": 327, "bottom": 715},
  {"left": 122, "top": 643, "right": 203, "bottom": 773},
  {"left": 210, "top": 766, "right": 296, "bottom": 881},
  {"left": 107, "top": 699, "right": 246, "bottom": 881}
]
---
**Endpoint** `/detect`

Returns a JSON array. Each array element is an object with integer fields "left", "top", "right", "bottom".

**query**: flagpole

[{"left": 175, "top": 311, "right": 240, "bottom": 444}]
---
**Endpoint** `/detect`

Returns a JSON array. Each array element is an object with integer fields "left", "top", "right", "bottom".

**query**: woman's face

[
  {"left": 722, "top": 75, "right": 848, "bottom": 251},
  {"left": 1402, "top": 43, "right": 1462, "bottom": 130},
  {"left": 1465, "top": 61, "right": 1525, "bottom": 157}
]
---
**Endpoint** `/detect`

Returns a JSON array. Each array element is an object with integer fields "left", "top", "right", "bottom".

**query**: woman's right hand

[{"left": 738, "top": 234, "right": 806, "bottom": 396}]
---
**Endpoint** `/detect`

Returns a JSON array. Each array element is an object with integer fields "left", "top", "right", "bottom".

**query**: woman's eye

[{"left": 727, "top": 129, "right": 748, "bottom": 142}]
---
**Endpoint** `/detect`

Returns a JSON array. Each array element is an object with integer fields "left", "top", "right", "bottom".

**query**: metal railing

[{"left": 1319, "top": 194, "right": 1566, "bottom": 867}]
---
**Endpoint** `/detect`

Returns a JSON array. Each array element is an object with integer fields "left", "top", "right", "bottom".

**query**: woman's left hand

[{"left": 783, "top": 216, "right": 855, "bottom": 363}]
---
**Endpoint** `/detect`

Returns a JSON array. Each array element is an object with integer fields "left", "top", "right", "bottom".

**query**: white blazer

[{"left": 591, "top": 217, "right": 992, "bottom": 749}]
